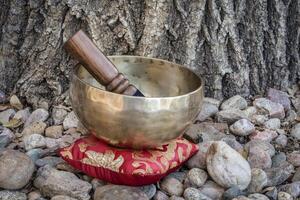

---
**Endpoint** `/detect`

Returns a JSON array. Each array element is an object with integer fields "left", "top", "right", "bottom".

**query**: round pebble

[
  {"left": 186, "top": 168, "right": 208, "bottom": 187},
  {"left": 230, "top": 119, "right": 255, "bottom": 136},
  {"left": 160, "top": 177, "right": 184, "bottom": 196}
]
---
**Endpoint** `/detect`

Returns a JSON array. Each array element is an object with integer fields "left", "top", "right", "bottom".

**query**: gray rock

[
  {"left": 263, "top": 187, "right": 277, "bottom": 200},
  {"left": 35, "top": 156, "right": 64, "bottom": 167},
  {"left": 90, "top": 178, "right": 105, "bottom": 190},
  {"left": 230, "top": 119, "right": 255, "bottom": 136},
  {"left": 0, "top": 127, "right": 14, "bottom": 149},
  {"left": 139, "top": 184, "right": 156, "bottom": 199},
  {"left": 287, "top": 152, "right": 300, "bottom": 167},
  {"left": 51, "top": 196, "right": 77, "bottom": 200},
  {"left": 94, "top": 185, "right": 148, "bottom": 200},
  {"left": 265, "top": 163, "right": 294, "bottom": 186},
  {"left": 10, "top": 95, "right": 23, "bottom": 110},
  {"left": 248, "top": 193, "right": 269, "bottom": 200},
  {"left": 198, "top": 180, "right": 224, "bottom": 200},
  {"left": 45, "top": 125, "right": 63, "bottom": 138},
  {"left": 292, "top": 167, "right": 300, "bottom": 182},
  {"left": 244, "top": 140, "right": 275, "bottom": 157},
  {"left": 186, "top": 141, "right": 213, "bottom": 169},
  {"left": 183, "top": 187, "right": 212, "bottom": 200},
  {"left": 52, "top": 106, "right": 68, "bottom": 125},
  {"left": 243, "top": 107, "right": 257, "bottom": 118},
  {"left": 25, "top": 108, "right": 49, "bottom": 127},
  {"left": 28, "top": 191, "right": 42, "bottom": 200},
  {"left": 251, "top": 114, "right": 269, "bottom": 126},
  {"left": 264, "top": 118, "right": 281, "bottom": 130},
  {"left": 285, "top": 110, "right": 297, "bottom": 123},
  {"left": 247, "top": 145, "right": 272, "bottom": 169},
  {"left": 253, "top": 98, "right": 285, "bottom": 119},
  {"left": 63, "top": 111, "right": 79, "bottom": 130},
  {"left": 247, "top": 168, "right": 268, "bottom": 193},
  {"left": 26, "top": 148, "right": 45, "bottom": 162},
  {"left": 222, "top": 186, "right": 247, "bottom": 200},
  {"left": 21, "top": 121, "right": 47, "bottom": 137},
  {"left": 14, "top": 107, "right": 30, "bottom": 123},
  {"left": 166, "top": 171, "right": 187, "bottom": 183},
  {"left": 0, "top": 191, "right": 26, "bottom": 200},
  {"left": 206, "top": 142, "right": 251, "bottom": 190},
  {"left": 272, "top": 152, "right": 287, "bottom": 168},
  {"left": 186, "top": 168, "right": 208, "bottom": 187},
  {"left": 34, "top": 165, "right": 92, "bottom": 200},
  {"left": 197, "top": 99, "right": 219, "bottom": 121},
  {"left": 153, "top": 191, "right": 168, "bottom": 200},
  {"left": 45, "top": 137, "right": 59, "bottom": 149},
  {"left": 169, "top": 196, "right": 185, "bottom": 200},
  {"left": 275, "top": 134, "right": 288, "bottom": 147},
  {"left": 267, "top": 88, "right": 291, "bottom": 111},
  {"left": 221, "top": 95, "right": 248, "bottom": 110},
  {"left": 0, "top": 109, "right": 15, "bottom": 123},
  {"left": 0, "top": 150, "right": 35, "bottom": 189},
  {"left": 291, "top": 123, "right": 300, "bottom": 140},
  {"left": 221, "top": 137, "right": 244, "bottom": 154},
  {"left": 160, "top": 177, "right": 184, "bottom": 196},
  {"left": 24, "top": 134, "right": 46, "bottom": 151},
  {"left": 216, "top": 109, "right": 248, "bottom": 124},
  {"left": 203, "top": 97, "right": 221, "bottom": 107},
  {"left": 277, "top": 192, "right": 293, "bottom": 200},
  {"left": 278, "top": 181, "right": 300, "bottom": 198},
  {"left": 0, "top": 90, "right": 6, "bottom": 104},
  {"left": 249, "top": 130, "right": 278, "bottom": 142}
]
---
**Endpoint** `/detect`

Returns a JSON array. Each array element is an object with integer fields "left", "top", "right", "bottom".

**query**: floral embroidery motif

[{"left": 82, "top": 150, "right": 124, "bottom": 172}]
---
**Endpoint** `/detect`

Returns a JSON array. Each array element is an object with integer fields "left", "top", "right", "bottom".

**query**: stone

[
  {"left": 94, "top": 185, "right": 148, "bottom": 200},
  {"left": 186, "top": 141, "right": 213, "bottom": 169},
  {"left": 45, "top": 137, "right": 59, "bottom": 149},
  {"left": 244, "top": 140, "right": 275, "bottom": 157},
  {"left": 139, "top": 184, "right": 156, "bottom": 199},
  {"left": 57, "top": 134, "right": 77, "bottom": 148},
  {"left": 264, "top": 118, "right": 281, "bottom": 130},
  {"left": 221, "top": 95, "right": 248, "bottom": 110},
  {"left": 249, "top": 130, "right": 278, "bottom": 142},
  {"left": 56, "top": 162, "right": 80, "bottom": 173},
  {"left": 0, "top": 191, "right": 26, "bottom": 200},
  {"left": 160, "top": 176, "right": 184, "bottom": 196},
  {"left": 0, "top": 109, "right": 15, "bottom": 123},
  {"left": 247, "top": 193, "right": 269, "bottom": 200},
  {"left": 291, "top": 123, "right": 300, "bottom": 140},
  {"left": 0, "top": 150, "right": 35, "bottom": 189},
  {"left": 52, "top": 106, "right": 68, "bottom": 125},
  {"left": 45, "top": 125, "right": 63, "bottom": 138},
  {"left": 203, "top": 97, "right": 221, "bottom": 107},
  {"left": 267, "top": 88, "right": 291, "bottom": 111},
  {"left": 206, "top": 141, "right": 251, "bottom": 190},
  {"left": 0, "top": 127, "right": 14, "bottom": 149},
  {"left": 243, "top": 107, "right": 257, "bottom": 118},
  {"left": 247, "top": 168, "right": 268, "bottom": 193},
  {"left": 292, "top": 167, "right": 300, "bottom": 182},
  {"left": 14, "top": 108, "right": 30, "bottom": 122},
  {"left": 25, "top": 108, "right": 49, "bottom": 127},
  {"left": 28, "top": 191, "right": 42, "bottom": 200},
  {"left": 34, "top": 165, "right": 92, "bottom": 200},
  {"left": 247, "top": 145, "right": 272, "bottom": 169},
  {"left": 35, "top": 156, "right": 64, "bottom": 167},
  {"left": 90, "top": 178, "right": 105, "bottom": 190},
  {"left": 186, "top": 168, "right": 208, "bottom": 187},
  {"left": 196, "top": 99, "right": 219, "bottom": 121},
  {"left": 232, "top": 196, "right": 251, "bottom": 200},
  {"left": 278, "top": 182, "right": 300, "bottom": 198},
  {"left": 216, "top": 109, "right": 248, "bottom": 124},
  {"left": 51, "top": 196, "right": 77, "bottom": 200},
  {"left": 287, "top": 152, "right": 300, "bottom": 167},
  {"left": 26, "top": 148, "right": 45, "bottom": 162},
  {"left": 251, "top": 114, "right": 268, "bottom": 125},
  {"left": 63, "top": 111, "right": 79, "bottom": 130},
  {"left": 275, "top": 134, "right": 288, "bottom": 147},
  {"left": 198, "top": 180, "right": 224, "bottom": 200},
  {"left": 0, "top": 90, "right": 6, "bottom": 104},
  {"left": 285, "top": 110, "right": 297, "bottom": 123},
  {"left": 265, "top": 163, "right": 294, "bottom": 186},
  {"left": 221, "top": 137, "right": 244, "bottom": 154},
  {"left": 222, "top": 186, "right": 247, "bottom": 200},
  {"left": 21, "top": 121, "right": 47, "bottom": 137},
  {"left": 263, "top": 187, "right": 278, "bottom": 200},
  {"left": 153, "top": 191, "right": 168, "bottom": 200},
  {"left": 272, "top": 152, "right": 287, "bottom": 167},
  {"left": 169, "top": 196, "right": 185, "bottom": 200},
  {"left": 201, "top": 122, "right": 229, "bottom": 132},
  {"left": 253, "top": 98, "right": 285, "bottom": 119},
  {"left": 230, "top": 119, "right": 255, "bottom": 136},
  {"left": 24, "top": 134, "right": 46, "bottom": 150},
  {"left": 10, "top": 95, "right": 23, "bottom": 110},
  {"left": 166, "top": 171, "right": 187, "bottom": 182},
  {"left": 277, "top": 192, "right": 293, "bottom": 200},
  {"left": 183, "top": 187, "right": 212, "bottom": 200}
]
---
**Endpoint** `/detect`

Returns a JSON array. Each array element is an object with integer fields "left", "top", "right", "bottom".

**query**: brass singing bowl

[{"left": 70, "top": 56, "right": 204, "bottom": 149}]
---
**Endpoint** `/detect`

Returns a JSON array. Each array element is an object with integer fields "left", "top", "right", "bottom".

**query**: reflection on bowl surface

[{"left": 70, "top": 56, "right": 204, "bottom": 149}]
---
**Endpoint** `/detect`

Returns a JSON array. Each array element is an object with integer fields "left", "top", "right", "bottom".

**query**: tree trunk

[{"left": 0, "top": 0, "right": 299, "bottom": 108}]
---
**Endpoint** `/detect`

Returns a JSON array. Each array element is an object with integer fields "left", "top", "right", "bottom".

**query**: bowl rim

[{"left": 72, "top": 55, "right": 204, "bottom": 100}]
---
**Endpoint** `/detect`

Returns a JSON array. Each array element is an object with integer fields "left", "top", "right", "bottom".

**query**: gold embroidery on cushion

[
  {"left": 82, "top": 150, "right": 124, "bottom": 172},
  {"left": 78, "top": 142, "right": 89, "bottom": 152},
  {"left": 60, "top": 150, "right": 73, "bottom": 160},
  {"left": 170, "top": 161, "right": 178, "bottom": 169},
  {"left": 132, "top": 161, "right": 153, "bottom": 174},
  {"left": 178, "top": 147, "right": 184, "bottom": 163}
]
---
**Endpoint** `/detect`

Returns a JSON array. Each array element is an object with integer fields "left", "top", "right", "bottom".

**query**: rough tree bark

[{"left": 0, "top": 0, "right": 299, "bottom": 108}]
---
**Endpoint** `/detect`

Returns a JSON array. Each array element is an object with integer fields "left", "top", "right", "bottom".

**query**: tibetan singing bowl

[{"left": 70, "top": 56, "right": 204, "bottom": 149}]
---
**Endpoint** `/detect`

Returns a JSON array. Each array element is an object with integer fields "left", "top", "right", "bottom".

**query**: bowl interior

[{"left": 75, "top": 56, "right": 202, "bottom": 97}]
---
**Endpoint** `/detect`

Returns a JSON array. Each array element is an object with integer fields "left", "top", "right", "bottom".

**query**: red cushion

[{"left": 58, "top": 135, "right": 198, "bottom": 186}]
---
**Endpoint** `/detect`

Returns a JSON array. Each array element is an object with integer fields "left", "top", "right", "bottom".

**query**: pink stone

[
  {"left": 253, "top": 98, "right": 285, "bottom": 119},
  {"left": 249, "top": 130, "right": 278, "bottom": 142},
  {"left": 267, "top": 88, "right": 291, "bottom": 111},
  {"left": 287, "top": 152, "right": 300, "bottom": 167},
  {"left": 186, "top": 141, "right": 213, "bottom": 169},
  {"left": 248, "top": 145, "right": 272, "bottom": 169}
]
